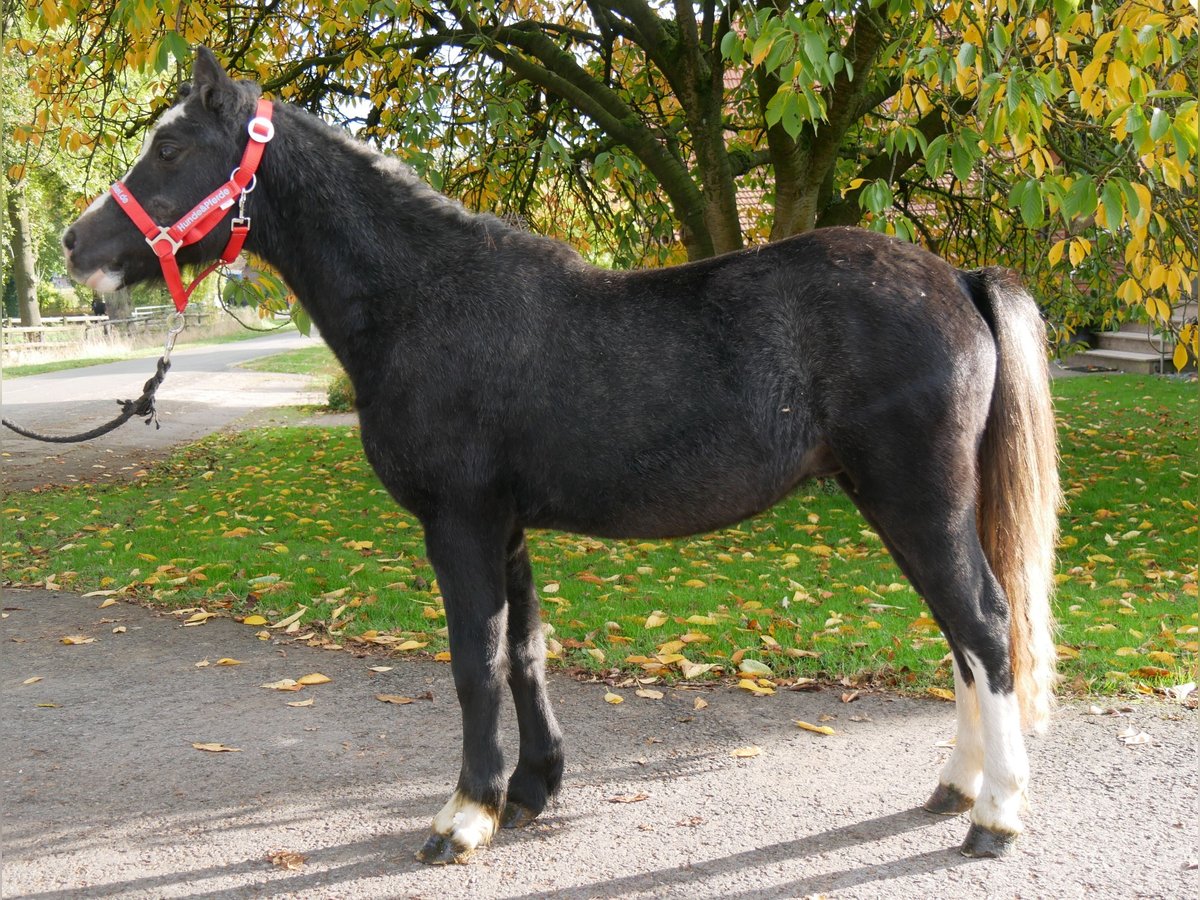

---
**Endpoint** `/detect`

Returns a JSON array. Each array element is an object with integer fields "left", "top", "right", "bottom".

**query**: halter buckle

[{"left": 146, "top": 227, "right": 182, "bottom": 259}]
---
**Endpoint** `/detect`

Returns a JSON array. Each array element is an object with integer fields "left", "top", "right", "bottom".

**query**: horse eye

[{"left": 158, "top": 144, "right": 180, "bottom": 162}]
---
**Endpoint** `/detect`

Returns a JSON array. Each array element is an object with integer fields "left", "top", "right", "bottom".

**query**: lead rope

[{"left": 2, "top": 313, "right": 185, "bottom": 444}]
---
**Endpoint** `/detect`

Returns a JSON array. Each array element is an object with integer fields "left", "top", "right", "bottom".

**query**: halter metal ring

[
  {"left": 230, "top": 168, "right": 257, "bottom": 193},
  {"left": 163, "top": 311, "right": 186, "bottom": 361}
]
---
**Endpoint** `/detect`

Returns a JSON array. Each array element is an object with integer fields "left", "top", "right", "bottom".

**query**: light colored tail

[{"left": 974, "top": 268, "right": 1062, "bottom": 735}]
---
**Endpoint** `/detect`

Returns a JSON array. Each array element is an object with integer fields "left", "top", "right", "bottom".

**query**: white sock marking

[
  {"left": 431, "top": 790, "right": 499, "bottom": 851},
  {"left": 962, "top": 650, "right": 1029, "bottom": 834}
]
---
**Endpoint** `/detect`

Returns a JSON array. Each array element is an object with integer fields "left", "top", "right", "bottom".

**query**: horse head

[{"left": 63, "top": 47, "right": 261, "bottom": 294}]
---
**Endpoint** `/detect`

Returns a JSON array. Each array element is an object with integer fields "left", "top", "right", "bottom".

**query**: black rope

[{"left": 2, "top": 357, "right": 172, "bottom": 444}]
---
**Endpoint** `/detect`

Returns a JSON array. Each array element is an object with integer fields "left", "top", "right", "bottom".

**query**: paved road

[
  {"left": 0, "top": 588, "right": 1195, "bottom": 899},
  {"left": 2, "top": 346, "right": 1195, "bottom": 897},
  {"left": 1, "top": 331, "right": 324, "bottom": 491}
]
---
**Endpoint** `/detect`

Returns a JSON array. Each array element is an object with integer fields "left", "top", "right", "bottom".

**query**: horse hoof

[
  {"left": 960, "top": 823, "right": 1019, "bottom": 858},
  {"left": 416, "top": 832, "right": 476, "bottom": 865},
  {"left": 500, "top": 801, "right": 539, "bottom": 829},
  {"left": 924, "top": 782, "right": 975, "bottom": 815}
]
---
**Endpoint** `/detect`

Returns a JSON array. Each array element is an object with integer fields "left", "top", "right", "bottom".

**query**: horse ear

[{"left": 192, "top": 46, "right": 240, "bottom": 114}]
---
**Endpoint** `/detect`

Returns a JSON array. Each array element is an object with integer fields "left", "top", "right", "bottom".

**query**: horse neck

[{"left": 245, "top": 104, "right": 499, "bottom": 358}]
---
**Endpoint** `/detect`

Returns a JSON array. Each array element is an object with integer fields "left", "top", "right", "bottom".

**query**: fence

[{"left": 1, "top": 306, "right": 213, "bottom": 365}]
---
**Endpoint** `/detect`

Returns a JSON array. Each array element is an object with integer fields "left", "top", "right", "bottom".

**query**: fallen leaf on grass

[
  {"left": 796, "top": 720, "right": 836, "bottom": 736},
  {"left": 266, "top": 850, "right": 307, "bottom": 870},
  {"left": 59, "top": 635, "right": 94, "bottom": 645},
  {"left": 738, "top": 659, "right": 773, "bottom": 677},
  {"left": 270, "top": 607, "right": 308, "bottom": 630},
  {"left": 644, "top": 610, "right": 668, "bottom": 629},
  {"left": 192, "top": 742, "right": 242, "bottom": 753},
  {"left": 730, "top": 745, "right": 761, "bottom": 759},
  {"left": 287, "top": 698, "right": 315, "bottom": 708},
  {"left": 608, "top": 792, "right": 649, "bottom": 803},
  {"left": 395, "top": 640, "right": 428, "bottom": 652}
]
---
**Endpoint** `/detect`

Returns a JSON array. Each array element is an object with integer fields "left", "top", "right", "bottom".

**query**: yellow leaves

[
  {"left": 184, "top": 611, "right": 219, "bottom": 625},
  {"left": 927, "top": 687, "right": 955, "bottom": 701},
  {"left": 395, "top": 640, "right": 428, "bottom": 652},
  {"left": 192, "top": 742, "right": 241, "bottom": 753},
  {"left": 635, "top": 688, "right": 664, "bottom": 700},
  {"left": 678, "top": 659, "right": 716, "bottom": 679},
  {"left": 737, "top": 678, "right": 775, "bottom": 696},
  {"left": 297, "top": 673, "right": 331, "bottom": 685},
  {"left": 222, "top": 526, "right": 254, "bottom": 538},
  {"left": 216, "top": 658, "right": 243, "bottom": 667},
  {"left": 287, "top": 698, "right": 315, "bottom": 708},
  {"left": 376, "top": 694, "right": 416, "bottom": 705},
  {"left": 262, "top": 679, "right": 304, "bottom": 692},
  {"left": 22, "top": 676, "right": 43, "bottom": 685},
  {"left": 795, "top": 720, "right": 836, "bottom": 736},
  {"left": 730, "top": 745, "right": 761, "bottom": 759},
  {"left": 270, "top": 607, "right": 308, "bottom": 630},
  {"left": 241, "top": 615, "right": 269, "bottom": 626},
  {"left": 604, "top": 691, "right": 624, "bottom": 705},
  {"left": 59, "top": 635, "right": 94, "bottom": 645},
  {"left": 644, "top": 610, "right": 668, "bottom": 629}
]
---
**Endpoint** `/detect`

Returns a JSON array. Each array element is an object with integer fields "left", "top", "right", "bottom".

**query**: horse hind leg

[
  {"left": 500, "top": 531, "right": 565, "bottom": 828},
  {"left": 834, "top": 465, "right": 1027, "bottom": 857},
  {"left": 836, "top": 473, "right": 983, "bottom": 819}
]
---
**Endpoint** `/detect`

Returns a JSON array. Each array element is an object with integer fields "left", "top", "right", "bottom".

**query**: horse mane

[{"left": 261, "top": 93, "right": 564, "bottom": 261}]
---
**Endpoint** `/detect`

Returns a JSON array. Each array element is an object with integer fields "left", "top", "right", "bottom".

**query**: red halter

[{"left": 109, "top": 98, "right": 275, "bottom": 313}]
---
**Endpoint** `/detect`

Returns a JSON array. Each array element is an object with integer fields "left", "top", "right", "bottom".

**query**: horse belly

[{"left": 517, "top": 432, "right": 820, "bottom": 539}]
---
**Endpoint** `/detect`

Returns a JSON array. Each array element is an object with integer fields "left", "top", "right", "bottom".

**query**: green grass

[
  {"left": 2, "top": 357, "right": 127, "bottom": 378},
  {"left": 2, "top": 375, "right": 1195, "bottom": 697},
  {"left": 239, "top": 343, "right": 341, "bottom": 379}
]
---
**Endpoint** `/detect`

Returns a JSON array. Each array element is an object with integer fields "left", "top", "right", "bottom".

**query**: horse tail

[{"left": 970, "top": 268, "right": 1061, "bottom": 735}]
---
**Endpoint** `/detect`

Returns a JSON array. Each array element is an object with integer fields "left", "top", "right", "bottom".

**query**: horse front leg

[
  {"left": 501, "top": 532, "right": 564, "bottom": 828},
  {"left": 416, "top": 513, "right": 510, "bottom": 865}
]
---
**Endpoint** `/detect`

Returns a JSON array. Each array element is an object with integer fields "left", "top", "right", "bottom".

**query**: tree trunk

[{"left": 6, "top": 186, "right": 40, "bottom": 327}]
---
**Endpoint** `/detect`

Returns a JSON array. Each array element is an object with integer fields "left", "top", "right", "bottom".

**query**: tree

[{"left": 10, "top": 1, "right": 1198, "bottom": 361}]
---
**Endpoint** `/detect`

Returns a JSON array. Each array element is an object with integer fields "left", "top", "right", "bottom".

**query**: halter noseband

[{"left": 109, "top": 98, "right": 275, "bottom": 313}]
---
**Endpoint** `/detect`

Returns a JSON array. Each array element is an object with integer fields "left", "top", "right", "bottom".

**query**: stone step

[
  {"left": 1069, "top": 348, "right": 1164, "bottom": 375},
  {"left": 1097, "top": 330, "right": 1172, "bottom": 353}
]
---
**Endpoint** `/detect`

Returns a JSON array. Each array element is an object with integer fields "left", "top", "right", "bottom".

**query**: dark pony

[{"left": 64, "top": 49, "right": 1060, "bottom": 864}]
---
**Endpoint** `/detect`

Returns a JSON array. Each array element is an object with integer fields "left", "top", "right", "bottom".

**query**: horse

[{"left": 63, "top": 48, "right": 1060, "bottom": 865}]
